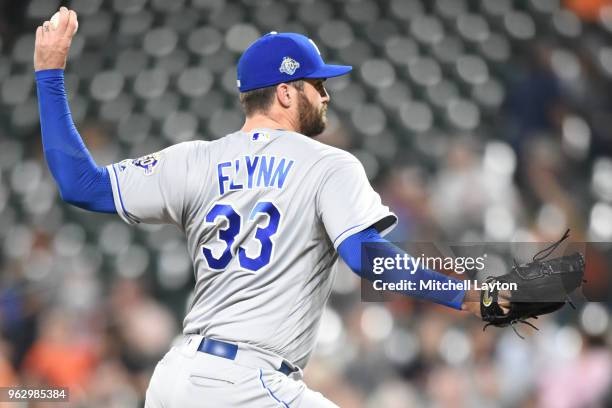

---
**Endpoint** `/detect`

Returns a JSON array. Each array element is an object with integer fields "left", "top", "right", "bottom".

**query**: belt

[{"left": 197, "top": 338, "right": 297, "bottom": 376}]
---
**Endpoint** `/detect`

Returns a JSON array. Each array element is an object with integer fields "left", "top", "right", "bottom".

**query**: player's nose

[{"left": 321, "top": 87, "right": 330, "bottom": 103}]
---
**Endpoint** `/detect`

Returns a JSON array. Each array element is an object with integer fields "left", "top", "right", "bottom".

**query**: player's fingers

[
  {"left": 56, "top": 7, "right": 70, "bottom": 34},
  {"left": 499, "top": 289, "right": 512, "bottom": 301},
  {"left": 35, "top": 26, "right": 43, "bottom": 44},
  {"left": 64, "top": 10, "right": 78, "bottom": 38},
  {"left": 498, "top": 291, "right": 511, "bottom": 314},
  {"left": 41, "top": 21, "right": 51, "bottom": 38}
]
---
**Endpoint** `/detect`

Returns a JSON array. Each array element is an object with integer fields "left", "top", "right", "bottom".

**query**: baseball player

[{"left": 35, "top": 8, "right": 489, "bottom": 407}]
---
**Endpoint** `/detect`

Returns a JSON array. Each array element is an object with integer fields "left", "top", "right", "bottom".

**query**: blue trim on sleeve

[
  {"left": 111, "top": 164, "right": 140, "bottom": 224},
  {"left": 332, "top": 222, "right": 364, "bottom": 246}
]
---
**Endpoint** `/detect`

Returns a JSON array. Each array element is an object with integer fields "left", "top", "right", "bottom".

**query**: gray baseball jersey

[{"left": 107, "top": 129, "right": 397, "bottom": 367}]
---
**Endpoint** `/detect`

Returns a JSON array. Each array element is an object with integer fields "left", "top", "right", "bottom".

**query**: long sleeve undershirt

[
  {"left": 337, "top": 227, "right": 466, "bottom": 310},
  {"left": 36, "top": 69, "right": 115, "bottom": 213}
]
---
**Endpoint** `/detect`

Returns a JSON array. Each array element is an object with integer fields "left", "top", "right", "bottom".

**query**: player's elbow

[
  {"left": 58, "top": 185, "right": 85, "bottom": 208},
  {"left": 59, "top": 189, "right": 79, "bottom": 206},
  {"left": 53, "top": 167, "right": 115, "bottom": 213}
]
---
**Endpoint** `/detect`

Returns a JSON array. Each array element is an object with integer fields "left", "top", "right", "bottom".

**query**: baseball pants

[{"left": 144, "top": 335, "right": 338, "bottom": 407}]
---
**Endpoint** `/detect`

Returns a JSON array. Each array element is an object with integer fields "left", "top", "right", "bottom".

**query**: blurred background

[{"left": 0, "top": 0, "right": 611, "bottom": 406}]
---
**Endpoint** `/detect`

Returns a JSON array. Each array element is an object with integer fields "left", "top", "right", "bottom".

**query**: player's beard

[{"left": 297, "top": 91, "right": 327, "bottom": 137}]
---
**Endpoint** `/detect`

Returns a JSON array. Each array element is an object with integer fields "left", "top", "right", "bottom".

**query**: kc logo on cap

[{"left": 279, "top": 57, "right": 300, "bottom": 75}]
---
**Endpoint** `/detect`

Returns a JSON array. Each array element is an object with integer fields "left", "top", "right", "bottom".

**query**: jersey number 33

[{"left": 202, "top": 201, "right": 281, "bottom": 272}]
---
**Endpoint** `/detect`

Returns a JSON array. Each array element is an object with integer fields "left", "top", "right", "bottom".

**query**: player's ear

[{"left": 276, "top": 83, "right": 293, "bottom": 109}]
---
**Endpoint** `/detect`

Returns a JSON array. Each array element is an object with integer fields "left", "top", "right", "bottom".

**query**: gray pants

[{"left": 144, "top": 335, "right": 338, "bottom": 407}]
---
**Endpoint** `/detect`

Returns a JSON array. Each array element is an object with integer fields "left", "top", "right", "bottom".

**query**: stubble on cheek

[{"left": 298, "top": 93, "right": 327, "bottom": 137}]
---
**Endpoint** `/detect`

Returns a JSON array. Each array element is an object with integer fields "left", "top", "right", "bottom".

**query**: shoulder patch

[
  {"left": 132, "top": 152, "right": 161, "bottom": 176},
  {"left": 117, "top": 159, "right": 131, "bottom": 172}
]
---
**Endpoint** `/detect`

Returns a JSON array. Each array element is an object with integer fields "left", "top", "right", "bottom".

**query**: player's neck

[{"left": 241, "top": 113, "right": 299, "bottom": 133}]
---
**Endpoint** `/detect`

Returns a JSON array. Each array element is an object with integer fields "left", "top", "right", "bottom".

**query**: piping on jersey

[
  {"left": 111, "top": 164, "right": 140, "bottom": 224},
  {"left": 332, "top": 222, "right": 365, "bottom": 246},
  {"left": 259, "top": 369, "right": 290, "bottom": 408}
]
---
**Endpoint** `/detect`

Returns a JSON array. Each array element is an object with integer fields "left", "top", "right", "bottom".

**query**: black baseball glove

[{"left": 480, "top": 230, "right": 585, "bottom": 338}]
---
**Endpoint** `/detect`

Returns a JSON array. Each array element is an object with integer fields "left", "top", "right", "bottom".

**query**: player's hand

[
  {"left": 461, "top": 289, "right": 510, "bottom": 318},
  {"left": 497, "top": 290, "right": 511, "bottom": 314},
  {"left": 34, "top": 7, "right": 79, "bottom": 72}
]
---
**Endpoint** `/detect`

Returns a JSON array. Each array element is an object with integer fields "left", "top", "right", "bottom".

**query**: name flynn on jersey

[{"left": 217, "top": 155, "right": 295, "bottom": 195}]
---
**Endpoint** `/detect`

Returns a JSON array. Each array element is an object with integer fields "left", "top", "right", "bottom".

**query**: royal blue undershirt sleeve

[
  {"left": 337, "top": 227, "right": 466, "bottom": 310},
  {"left": 35, "top": 69, "right": 115, "bottom": 213}
]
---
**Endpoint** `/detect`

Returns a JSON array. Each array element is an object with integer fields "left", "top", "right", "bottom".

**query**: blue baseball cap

[{"left": 237, "top": 32, "right": 352, "bottom": 92}]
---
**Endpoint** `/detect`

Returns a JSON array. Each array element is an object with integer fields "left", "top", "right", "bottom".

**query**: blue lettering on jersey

[
  {"left": 245, "top": 156, "right": 259, "bottom": 188},
  {"left": 217, "top": 155, "right": 295, "bottom": 196},
  {"left": 257, "top": 156, "right": 275, "bottom": 187},
  {"left": 270, "top": 158, "right": 294, "bottom": 188},
  {"left": 229, "top": 159, "right": 243, "bottom": 191},
  {"left": 217, "top": 162, "right": 232, "bottom": 195}
]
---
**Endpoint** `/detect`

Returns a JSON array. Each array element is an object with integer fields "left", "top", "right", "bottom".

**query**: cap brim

[{"left": 305, "top": 64, "right": 352, "bottom": 79}]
